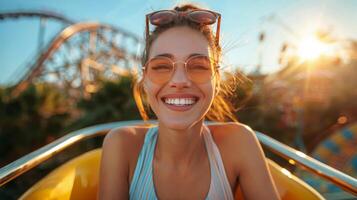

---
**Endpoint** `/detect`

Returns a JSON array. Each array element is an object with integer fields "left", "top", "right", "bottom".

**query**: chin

[{"left": 158, "top": 117, "right": 203, "bottom": 131}]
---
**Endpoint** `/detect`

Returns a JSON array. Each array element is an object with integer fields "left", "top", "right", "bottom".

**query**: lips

[{"left": 161, "top": 94, "right": 199, "bottom": 111}]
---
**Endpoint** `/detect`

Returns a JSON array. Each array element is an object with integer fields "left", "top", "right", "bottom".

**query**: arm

[
  {"left": 225, "top": 123, "right": 280, "bottom": 200},
  {"left": 98, "top": 127, "right": 134, "bottom": 200}
]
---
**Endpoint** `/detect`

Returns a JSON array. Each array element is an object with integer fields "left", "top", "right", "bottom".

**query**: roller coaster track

[
  {"left": 0, "top": 11, "right": 143, "bottom": 97},
  {"left": 0, "top": 10, "right": 74, "bottom": 24}
]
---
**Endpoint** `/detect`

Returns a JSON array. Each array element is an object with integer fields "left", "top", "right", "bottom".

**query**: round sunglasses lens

[
  {"left": 150, "top": 11, "right": 176, "bottom": 25},
  {"left": 186, "top": 56, "right": 213, "bottom": 83},
  {"left": 146, "top": 57, "right": 173, "bottom": 83},
  {"left": 188, "top": 10, "right": 216, "bottom": 25}
]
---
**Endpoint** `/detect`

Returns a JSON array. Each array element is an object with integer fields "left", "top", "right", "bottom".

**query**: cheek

[{"left": 143, "top": 79, "right": 161, "bottom": 105}]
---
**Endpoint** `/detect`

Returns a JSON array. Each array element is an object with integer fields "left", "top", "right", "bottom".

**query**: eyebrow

[{"left": 154, "top": 53, "right": 206, "bottom": 59}]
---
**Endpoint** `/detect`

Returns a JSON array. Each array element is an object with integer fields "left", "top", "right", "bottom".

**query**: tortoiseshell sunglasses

[{"left": 145, "top": 9, "right": 221, "bottom": 46}]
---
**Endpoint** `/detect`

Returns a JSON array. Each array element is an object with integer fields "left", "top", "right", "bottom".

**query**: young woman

[{"left": 99, "top": 4, "right": 280, "bottom": 200}]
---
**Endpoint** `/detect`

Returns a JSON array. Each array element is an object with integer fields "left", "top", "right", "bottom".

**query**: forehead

[{"left": 149, "top": 26, "right": 212, "bottom": 60}]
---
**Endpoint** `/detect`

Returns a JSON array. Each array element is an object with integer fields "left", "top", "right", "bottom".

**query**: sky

[{"left": 0, "top": 0, "right": 356, "bottom": 85}]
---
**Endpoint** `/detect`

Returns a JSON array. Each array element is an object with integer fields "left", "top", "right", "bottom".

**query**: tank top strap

[
  {"left": 203, "top": 125, "right": 234, "bottom": 200},
  {"left": 129, "top": 126, "right": 158, "bottom": 199}
]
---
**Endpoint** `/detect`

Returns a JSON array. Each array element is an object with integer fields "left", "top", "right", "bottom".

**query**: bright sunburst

[{"left": 297, "top": 35, "right": 330, "bottom": 60}]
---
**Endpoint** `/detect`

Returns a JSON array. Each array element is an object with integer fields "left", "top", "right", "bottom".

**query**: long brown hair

[{"left": 134, "top": 3, "right": 238, "bottom": 122}]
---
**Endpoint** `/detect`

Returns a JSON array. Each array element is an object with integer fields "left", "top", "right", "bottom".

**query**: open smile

[{"left": 161, "top": 95, "right": 199, "bottom": 111}]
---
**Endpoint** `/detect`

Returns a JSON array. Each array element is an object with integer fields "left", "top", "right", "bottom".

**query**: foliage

[
  {"left": 0, "top": 75, "right": 141, "bottom": 167},
  {"left": 68, "top": 75, "right": 141, "bottom": 130},
  {"left": 0, "top": 83, "right": 71, "bottom": 166}
]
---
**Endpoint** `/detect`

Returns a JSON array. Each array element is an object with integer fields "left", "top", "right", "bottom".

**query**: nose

[{"left": 169, "top": 62, "right": 191, "bottom": 88}]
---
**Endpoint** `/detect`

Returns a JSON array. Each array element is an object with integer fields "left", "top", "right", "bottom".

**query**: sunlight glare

[
  {"left": 281, "top": 168, "right": 293, "bottom": 178},
  {"left": 297, "top": 35, "right": 330, "bottom": 60}
]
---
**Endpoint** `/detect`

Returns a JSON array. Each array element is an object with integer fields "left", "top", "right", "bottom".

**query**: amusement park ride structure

[{"left": 0, "top": 10, "right": 143, "bottom": 98}]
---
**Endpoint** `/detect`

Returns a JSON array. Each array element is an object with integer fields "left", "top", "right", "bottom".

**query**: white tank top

[{"left": 129, "top": 126, "right": 234, "bottom": 199}]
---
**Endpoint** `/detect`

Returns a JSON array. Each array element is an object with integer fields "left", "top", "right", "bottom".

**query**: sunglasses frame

[
  {"left": 142, "top": 54, "right": 218, "bottom": 84},
  {"left": 145, "top": 9, "right": 221, "bottom": 46}
]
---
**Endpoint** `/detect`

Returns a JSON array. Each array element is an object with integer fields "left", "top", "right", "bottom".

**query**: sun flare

[{"left": 297, "top": 35, "right": 330, "bottom": 60}]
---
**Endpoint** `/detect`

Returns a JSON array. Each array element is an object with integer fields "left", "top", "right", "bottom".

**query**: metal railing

[{"left": 0, "top": 120, "right": 356, "bottom": 196}]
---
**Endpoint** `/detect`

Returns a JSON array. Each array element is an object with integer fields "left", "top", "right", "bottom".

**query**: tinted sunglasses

[
  {"left": 145, "top": 9, "right": 221, "bottom": 46},
  {"left": 142, "top": 54, "right": 217, "bottom": 84}
]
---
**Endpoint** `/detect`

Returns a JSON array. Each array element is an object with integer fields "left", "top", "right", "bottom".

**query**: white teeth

[
  {"left": 180, "top": 99, "right": 184, "bottom": 105},
  {"left": 164, "top": 98, "right": 196, "bottom": 106}
]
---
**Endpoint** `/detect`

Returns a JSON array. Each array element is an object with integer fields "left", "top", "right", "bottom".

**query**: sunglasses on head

[{"left": 145, "top": 9, "right": 221, "bottom": 46}]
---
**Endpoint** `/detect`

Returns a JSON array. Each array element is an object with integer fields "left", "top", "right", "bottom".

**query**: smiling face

[{"left": 143, "top": 26, "right": 217, "bottom": 130}]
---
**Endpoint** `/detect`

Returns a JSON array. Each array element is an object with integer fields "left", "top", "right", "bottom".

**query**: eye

[
  {"left": 147, "top": 56, "right": 174, "bottom": 72},
  {"left": 190, "top": 64, "right": 209, "bottom": 70},
  {"left": 152, "top": 64, "right": 171, "bottom": 70},
  {"left": 148, "top": 61, "right": 172, "bottom": 73},
  {"left": 187, "top": 57, "right": 211, "bottom": 72}
]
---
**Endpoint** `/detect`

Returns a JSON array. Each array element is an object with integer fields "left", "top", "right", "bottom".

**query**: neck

[{"left": 155, "top": 120, "right": 206, "bottom": 168}]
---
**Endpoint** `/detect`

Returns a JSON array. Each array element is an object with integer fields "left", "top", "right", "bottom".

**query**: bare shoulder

[
  {"left": 104, "top": 126, "right": 146, "bottom": 142},
  {"left": 98, "top": 126, "right": 149, "bottom": 199},
  {"left": 103, "top": 126, "right": 147, "bottom": 151},
  {"left": 208, "top": 122, "right": 263, "bottom": 172},
  {"left": 102, "top": 126, "right": 150, "bottom": 166},
  {"left": 208, "top": 122, "right": 258, "bottom": 150}
]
